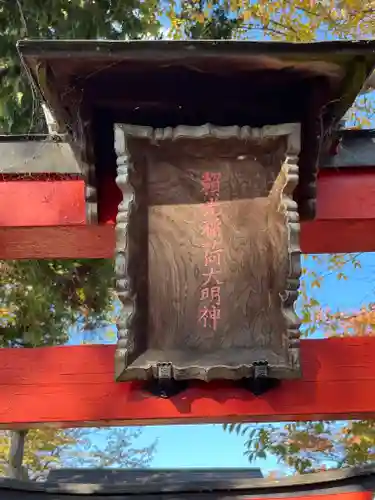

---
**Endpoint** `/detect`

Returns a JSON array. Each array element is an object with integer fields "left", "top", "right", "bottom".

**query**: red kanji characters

[
  {"left": 204, "top": 248, "right": 223, "bottom": 267},
  {"left": 201, "top": 217, "right": 221, "bottom": 239},
  {"left": 200, "top": 287, "right": 210, "bottom": 301},
  {"left": 198, "top": 171, "right": 223, "bottom": 331},
  {"left": 210, "top": 285, "right": 221, "bottom": 306},
  {"left": 201, "top": 267, "right": 223, "bottom": 287},
  {"left": 200, "top": 285, "right": 221, "bottom": 305},
  {"left": 201, "top": 172, "right": 222, "bottom": 199},
  {"left": 199, "top": 305, "right": 221, "bottom": 331}
]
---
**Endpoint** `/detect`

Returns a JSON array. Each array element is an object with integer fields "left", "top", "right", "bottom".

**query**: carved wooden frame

[{"left": 114, "top": 123, "right": 301, "bottom": 383}]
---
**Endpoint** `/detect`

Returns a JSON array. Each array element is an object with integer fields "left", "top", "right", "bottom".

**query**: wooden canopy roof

[
  {"left": 17, "top": 39, "right": 375, "bottom": 129},
  {"left": 16, "top": 39, "right": 375, "bottom": 221}
]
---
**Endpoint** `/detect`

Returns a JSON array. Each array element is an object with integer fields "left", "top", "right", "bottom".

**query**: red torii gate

[{"left": 1, "top": 39, "right": 375, "bottom": 429}]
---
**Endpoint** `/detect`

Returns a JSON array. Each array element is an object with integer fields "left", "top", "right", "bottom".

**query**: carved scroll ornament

[{"left": 114, "top": 123, "right": 301, "bottom": 386}]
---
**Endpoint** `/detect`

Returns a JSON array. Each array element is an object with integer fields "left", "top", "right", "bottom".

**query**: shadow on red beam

[
  {"left": 1, "top": 218, "right": 375, "bottom": 260},
  {"left": 0, "top": 337, "right": 375, "bottom": 428},
  {"left": 301, "top": 219, "right": 375, "bottom": 254}
]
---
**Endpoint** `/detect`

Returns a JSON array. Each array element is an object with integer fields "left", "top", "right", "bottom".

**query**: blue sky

[{"left": 134, "top": 424, "right": 280, "bottom": 471}]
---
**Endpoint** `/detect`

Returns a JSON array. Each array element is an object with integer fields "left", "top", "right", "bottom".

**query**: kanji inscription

[
  {"left": 199, "top": 172, "right": 223, "bottom": 332},
  {"left": 114, "top": 124, "right": 301, "bottom": 383}
]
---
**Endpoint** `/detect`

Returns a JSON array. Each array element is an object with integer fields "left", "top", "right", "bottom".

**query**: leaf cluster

[
  {"left": 0, "top": 427, "right": 157, "bottom": 480},
  {"left": 0, "top": 0, "right": 161, "bottom": 133},
  {"left": 0, "top": 259, "right": 114, "bottom": 347}
]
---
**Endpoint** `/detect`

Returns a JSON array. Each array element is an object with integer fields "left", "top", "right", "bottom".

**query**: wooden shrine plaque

[{"left": 114, "top": 124, "right": 301, "bottom": 382}]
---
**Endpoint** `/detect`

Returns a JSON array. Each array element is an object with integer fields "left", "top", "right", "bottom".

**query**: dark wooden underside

[
  {"left": 18, "top": 39, "right": 375, "bottom": 131},
  {"left": 1, "top": 466, "right": 375, "bottom": 499}
]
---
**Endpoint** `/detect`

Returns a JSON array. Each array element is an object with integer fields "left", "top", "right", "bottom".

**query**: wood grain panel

[{"left": 145, "top": 138, "right": 288, "bottom": 353}]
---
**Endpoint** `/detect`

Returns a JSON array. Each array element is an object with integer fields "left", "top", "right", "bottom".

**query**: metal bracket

[
  {"left": 157, "top": 362, "right": 173, "bottom": 380},
  {"left": 242, "top": 361, "right": 280, "bottom": 396},
  {"left": 146, "top": 362, "right": 188, "bottom": 399},
  {"left": 253, "top": 360, "right": 269, "bottom": 378}
]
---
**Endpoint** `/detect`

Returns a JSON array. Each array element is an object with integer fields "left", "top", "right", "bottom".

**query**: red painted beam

[
  {"left": 0, "top": 337, "right": 375, "bottom": 428},
  {"left": 317, "top": 169, "right": 375, "bottom": 220},
  {"left": 301, "top": 219, "right": 375, "bottom": 254},
  {"left": 0, "top": 176, "right": 86, "bottom": 227},
  {"left": 0, "top": 225, "right": 114, "bottom": 260}
]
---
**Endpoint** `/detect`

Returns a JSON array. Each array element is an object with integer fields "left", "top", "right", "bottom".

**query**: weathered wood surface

[
  {"left": 0, "top": 486, "right": 371, "bottom": 500},
  {"left": 46, "top": 467, "right": 263, "bottom": 484},
  {"left": 2, "top": 129, "right": 375, "bottom": 175},
  {"left": 146, "top": 140, "right": 297, "bottom": 374},
  {"left": 114, "top": 124, "right": 301, "bottom": 382},
  {"left": 146, "top": 137, "right": 289, "bottom": 352},
  {"left": 0, "top": 136, "right": 80, "bottom": 174},
  {"left": 0, "top": 319, "right": 374, "bottom": 427},
  {"left": 322, "top": 129, "right": 375, "bottom": 169},
  {"left": 0, "top": 463, "right": 374, "bottom": 499},
  {"left": 7, "top": 430, "right": 28, "bottom": 481}
]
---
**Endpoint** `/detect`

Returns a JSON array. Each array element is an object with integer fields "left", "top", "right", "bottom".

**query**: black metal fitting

[
  {"left": 146, "top": 362, "right": 188, "bottom": 398},
  {"left": 242, "top": 360, "right": 280, "bottom": 396}
]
